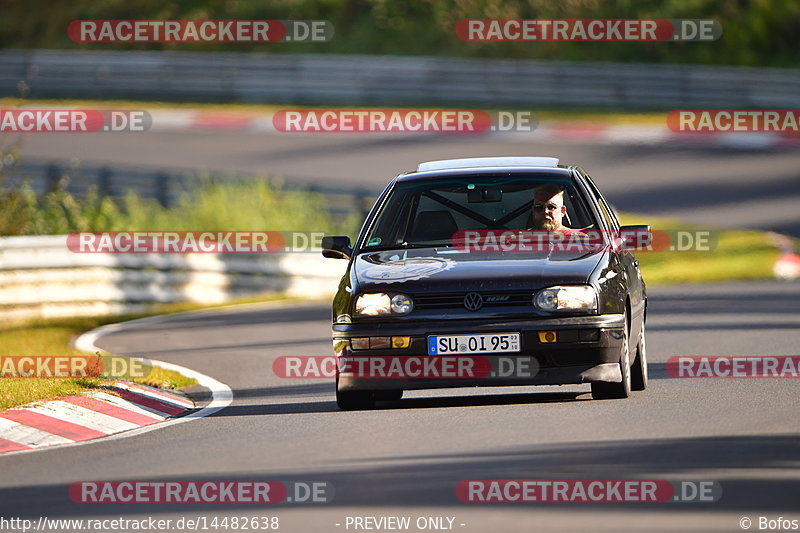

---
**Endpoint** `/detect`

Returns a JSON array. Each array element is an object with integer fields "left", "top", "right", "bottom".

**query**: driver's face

[{"left": 532, "top": 191, "right": 566, "bottom": 230}]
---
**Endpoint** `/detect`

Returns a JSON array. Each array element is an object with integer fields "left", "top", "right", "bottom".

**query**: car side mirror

[
  {"left": 321, "top": 236, "right": 353, "bottom": 260},
  {"left": 618, "top": 225, "right": 652, "bottom": 251}
]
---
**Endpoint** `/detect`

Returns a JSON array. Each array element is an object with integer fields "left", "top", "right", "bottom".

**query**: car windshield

[{"left": 362, "top": 174, "right": 597, "bottom": 250}]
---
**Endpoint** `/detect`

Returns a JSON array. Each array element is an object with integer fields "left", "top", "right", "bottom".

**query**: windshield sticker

[{"left": 361, "top": 257, "right": 455, "bottom": 283}]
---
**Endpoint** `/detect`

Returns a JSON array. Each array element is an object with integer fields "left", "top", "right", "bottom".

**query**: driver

[{"left": 528, "top": 184, "right": 585, "bottom": 234}]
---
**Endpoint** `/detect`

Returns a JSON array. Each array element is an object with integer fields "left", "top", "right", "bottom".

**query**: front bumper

[{"left": 333, "top": 314, "right": 625, "bottom": 391}]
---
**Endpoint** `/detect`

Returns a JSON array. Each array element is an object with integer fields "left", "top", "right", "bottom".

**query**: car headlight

[
  {"left": 534, "top": 285, "right": 597, "bottom": 313},
  {"left": 355, "top": 293, "right": 414, "bottom": 316},
  {"left": 390, "top": 294, "right": 414, "bottom": 314}
]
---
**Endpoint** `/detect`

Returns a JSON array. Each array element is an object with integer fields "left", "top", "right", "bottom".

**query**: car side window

[
  {"left": 597, "top": 189, "right": 621, "bottom": 230},
  {"left": 597, "top": 194, "right": 619, "bottom": 231},
  {"left": 581, "top": 172, "right": 618, "bottom": 231}
]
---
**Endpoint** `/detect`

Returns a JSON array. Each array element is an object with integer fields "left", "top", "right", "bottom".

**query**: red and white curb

[
  {"left": 145, "top": 110, "right": 800, "bottom": 149},
  {"left": 0, "top": 382, "right": 193, "bottom": 454},
  {"left": 0, "top": 315, "right": 233, "bottom": 456}
]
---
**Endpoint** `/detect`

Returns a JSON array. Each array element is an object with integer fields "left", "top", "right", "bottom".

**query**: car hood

[{"left": 353, "top": 248, "right": 605, "bottom": 293}]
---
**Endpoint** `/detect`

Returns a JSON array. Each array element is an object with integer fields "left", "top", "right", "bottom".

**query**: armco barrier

[
  {"left": 0, "top": 235, "right": 347, "bottom": 321},
  {"left": 2, "top": 49, "right": 799, "bottom": 109}
]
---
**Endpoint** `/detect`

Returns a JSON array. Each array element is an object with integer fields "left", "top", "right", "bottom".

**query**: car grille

[{"left": 411, "top": 291, "right": 533, "bottom": 310}]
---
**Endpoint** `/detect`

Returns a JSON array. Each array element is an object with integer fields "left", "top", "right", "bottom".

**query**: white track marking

[
  {"left": 0, "top": 417, "right": 74, "bottom": 447},
  {"left": 21, "top": 402, "right": 140, "bottom": 434}
]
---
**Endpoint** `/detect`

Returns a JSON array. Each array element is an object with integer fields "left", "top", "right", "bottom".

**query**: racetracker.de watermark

[
  {"left": 452, "top": 229, "right": 718, "bottom": 253},
  {"left": 456, "top": 19, "right": 721, "bottom": 42},
  {"left": 0, "top": 110, "right": 151, "bottom": 133},
  {"left": 67, "top": 231, "right": 326, "bottom": 253},
  {"left": 0, "top": 355, "right": 150, "bottom": 379},
  {"left": 666, "top": 356, "right": 800, "bottom": 378},
  {"left": 67, "top": 20, "right": 332, "bottom": 43},
  {"left": 457, "top": 480, "right": 721, "bottom": 503},
  {"left": 274, "top": 355, "right": 494, "bottom": 379},
  {"left": 69, "top": 481, "right": 333, "bottom": 504},
  {"left": 274, "top": 110, "right": 492, "bottom": 133},
  {"left": 668, "top": 110, "right": 800, "bottom": 133},
  {"left": 272, "top": 110, "right": 541, "bottom": 133}
]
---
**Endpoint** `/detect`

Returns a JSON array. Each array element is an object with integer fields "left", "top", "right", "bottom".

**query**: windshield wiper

[{"left": 362, "top": 242, "right": 452, "bottom": 252}]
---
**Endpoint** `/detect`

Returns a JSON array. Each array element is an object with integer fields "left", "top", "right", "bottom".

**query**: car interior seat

[{"left": 409, "top": 210, "right": 459, "bottom": 242}]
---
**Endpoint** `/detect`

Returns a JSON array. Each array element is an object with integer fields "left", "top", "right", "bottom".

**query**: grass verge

[
  {"left": 0, "top": 294, "right": 306, "bottom": 410},
  {"left": 0, "top": 97, "right": 666, "bottom": 126},
  {"left": 0, "top": 295, "right": 298, "bottom": 411},
  {"left": 0, "top": 317, "right": 195, "bottom": 410},
  {"left": 619, "top": 214, "right": 782, "bottom": 285}
]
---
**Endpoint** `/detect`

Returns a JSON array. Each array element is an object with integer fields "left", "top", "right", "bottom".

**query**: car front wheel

[
  {"left": 336, "top": 388, "right": 375, "bottom": 410},
  {"left": 591, "top": 316, "right": 631, "bottom": 400},
  {"left": 374, "top": 389, "right": 403, "bottom": 402},
  {"left": 630, "top": 323, "right": 648, "bottom": 391}
]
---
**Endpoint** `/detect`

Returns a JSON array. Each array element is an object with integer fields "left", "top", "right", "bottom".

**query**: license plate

[{"left": 428, "top": 333, "right": 521, "bottom": 355}]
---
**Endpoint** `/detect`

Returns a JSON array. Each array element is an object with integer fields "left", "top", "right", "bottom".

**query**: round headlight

[
  {"left": 390, "top": 294, "right": 414, "bottom": 315},
  {"left": 534, "top": 288, "right": 559, "bottom": 311}
]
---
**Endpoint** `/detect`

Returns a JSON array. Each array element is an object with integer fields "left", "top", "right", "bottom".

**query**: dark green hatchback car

[{"left": 322, "top": 157, "right": 648, "bottom": 410}]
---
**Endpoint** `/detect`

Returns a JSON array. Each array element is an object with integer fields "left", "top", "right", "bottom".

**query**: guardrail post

[
  {"left": 46, "top": 163, "right": 63, "bottom": 193},
  {"left": 98, "top": 166, "right": 112, "bottom": 197},
  {"left": 156, "top": 172, "right": 170, "bottom": 206}
]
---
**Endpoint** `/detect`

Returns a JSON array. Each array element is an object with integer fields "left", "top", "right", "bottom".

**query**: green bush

[{"left": 0, "top": 175, "right": 361, "bottom": 237}]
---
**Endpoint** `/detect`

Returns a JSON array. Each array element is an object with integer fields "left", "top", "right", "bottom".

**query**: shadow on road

[
  {"left": 212, "top": 390, "right": 594, "bottom": 418},
  {"left": 215, "top": 361, "right": 690, "bottom": 416},
  {"left": 2, "top": 434, "right": 798, "bottom": 516}
]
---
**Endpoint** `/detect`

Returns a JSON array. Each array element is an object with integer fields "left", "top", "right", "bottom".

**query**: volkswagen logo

[{"left": 463, "top": 292, "right": 484, "bottom": 312}]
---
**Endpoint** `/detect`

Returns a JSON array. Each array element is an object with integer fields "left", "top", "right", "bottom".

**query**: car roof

[
  {"left": 397, "top": 157, "right": 575, "bottom": 183},
  {"left": 416, "top": 156, "right": 560, "bottom": 172}
]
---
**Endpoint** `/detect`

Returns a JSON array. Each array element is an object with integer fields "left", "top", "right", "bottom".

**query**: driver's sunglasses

[{"left": 533, "top": 203, "right": 559, "bottom": 211}]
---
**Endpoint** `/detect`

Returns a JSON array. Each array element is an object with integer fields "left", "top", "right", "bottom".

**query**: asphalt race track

[{"left": 2, "top": 129, "right": 799, "bottom": 532}]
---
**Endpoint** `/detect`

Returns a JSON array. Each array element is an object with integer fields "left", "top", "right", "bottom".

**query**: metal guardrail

[
  {"left": 0, "top": 235, "right": 346, "bottom": 321},
  {"left": 0, "top": 158, "right": 365, "bottom": 321},
  {"left": 0, "top": 158, "right": 375, "bottom": 219},
  {"left": 1, "top": 49, "right": 799, "bottom": 109}
]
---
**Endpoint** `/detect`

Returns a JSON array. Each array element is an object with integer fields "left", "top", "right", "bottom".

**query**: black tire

[
  {"left": 374, "top": 389, "right": 403, "bottom": 402},
  {"left": 630, "top": 323, "right": 648, "bottom": 391},
  {"left": 336, "top": 389, "right": 375, "bottom": 410},
  {"left": 591, "top": 315, "right": 631, "bottom": 400}
]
